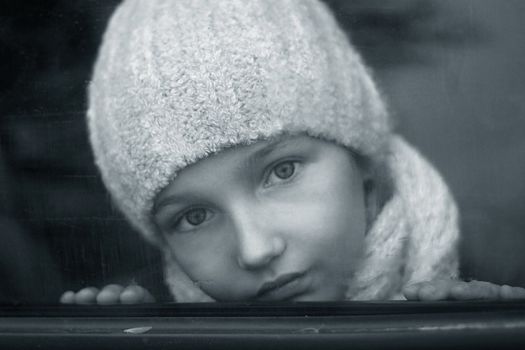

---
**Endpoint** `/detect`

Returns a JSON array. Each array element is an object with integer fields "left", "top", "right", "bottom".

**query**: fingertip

[
  {"left": 418, "top": 284, "right": 439, "bottom": 301},
  {"left": 449, "top": 286, "right": 463, "bottom": 300},
  {"left": 60, "top": 291, "right": 75, "bottom": 304},
  {"left": 512, "top": 286, "right": 525, "bottom": 299},
  {"left": 417, "top": 279, "right": 453, "bottom": 301},
  {"left": 120, "top": 285, "right": 144, "bottom": 304},
  {"left": 500, "top": 285, "right": 525, "bottom": 300},
  {"left": 143, "top": 289, "right": 156, "bottom": 303},
  {"left": 498, "top": 285, "right": 511, "bottom": 299},
  {"left": 75, "top": 287, "right": 100, "bottom": 305},
  {"left": 96, "top": 289, "right": 120, "bottom": 305},
  {"left": 467, "top": 280, "right": 500, "bottom": 300},
  {"left": 402, "top": 284, "right": 420, "bottom": 301},
  {"left": 449, "top": 282, "right": 469, "bottom": 300}
]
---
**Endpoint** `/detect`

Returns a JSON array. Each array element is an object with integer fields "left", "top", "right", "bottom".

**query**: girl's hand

[
  {"left": 60, "top": 284, "right": 156, "bottom": 305},
  {"left": 403, "top": 279, "right": 525, "bottom": 301}
]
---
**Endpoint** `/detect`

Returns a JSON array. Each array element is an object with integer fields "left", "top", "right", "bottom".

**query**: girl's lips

[{"left": 255, "top": 271, "right": 307, "bottom": 301}]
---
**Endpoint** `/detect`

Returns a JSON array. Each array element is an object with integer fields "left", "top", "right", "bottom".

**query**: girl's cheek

[
  {"left": 166, "top": 226, "right": 236, "bottom": 273},
  {"left": 168, "top": 234, "right": 214, "bottom": 261}
]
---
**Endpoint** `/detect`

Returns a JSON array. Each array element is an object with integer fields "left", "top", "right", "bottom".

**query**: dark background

[{"left": 0, "top": 0, "right": 524, "bottom": 303}]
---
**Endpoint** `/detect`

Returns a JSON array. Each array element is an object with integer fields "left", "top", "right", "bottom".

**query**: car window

[{"left": 1, "top": 0, "right": 524, "bottom": 307}]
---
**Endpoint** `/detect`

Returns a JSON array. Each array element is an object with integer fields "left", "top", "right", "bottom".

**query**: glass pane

[{"left": 1, "top": 0, "right": 524, "bottom": 308}]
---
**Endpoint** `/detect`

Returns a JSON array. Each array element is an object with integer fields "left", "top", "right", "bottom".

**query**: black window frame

[{"left": 2, "top": 301, "right": 525, "bottom": 349}]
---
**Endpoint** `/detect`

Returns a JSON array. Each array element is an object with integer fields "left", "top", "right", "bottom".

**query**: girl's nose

[{"left": 233, "top": 210, "right": 287, "bottom": 270}]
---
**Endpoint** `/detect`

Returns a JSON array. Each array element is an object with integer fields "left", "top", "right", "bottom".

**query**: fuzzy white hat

[
  {"left": 88, "top": 0, "right": 391, "bottom": 244},
  {"left": 88, "top": 0, "right": 459, "bottom": 301}
]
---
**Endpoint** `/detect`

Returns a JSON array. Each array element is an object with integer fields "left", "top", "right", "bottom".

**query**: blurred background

[{"left": 0, "top": 0, "right": 524, "bottom": 304}]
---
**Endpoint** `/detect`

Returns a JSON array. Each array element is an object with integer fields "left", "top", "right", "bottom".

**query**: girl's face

[{"left": 153, "top": 135, "right": 367, "bottom": 301}]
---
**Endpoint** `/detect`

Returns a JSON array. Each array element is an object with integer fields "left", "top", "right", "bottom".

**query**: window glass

[{"left": 1, "top": 0, "right": 524, "bottom": 307}]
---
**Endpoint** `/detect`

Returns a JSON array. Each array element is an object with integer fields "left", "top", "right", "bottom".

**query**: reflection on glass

[{"left": 1, "top": 0, "right": 524, "bottom": 306}]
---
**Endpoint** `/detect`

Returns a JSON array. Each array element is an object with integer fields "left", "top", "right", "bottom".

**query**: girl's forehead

[{"left": 153, "top": 135, "right": 342, "bottom": 209}]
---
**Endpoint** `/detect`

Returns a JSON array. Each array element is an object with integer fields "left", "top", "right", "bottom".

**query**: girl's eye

[
  {"left": 265, "top": 160, "right": 299, "bottom": 186},
  {"left": 185, "top": 208, "right": 207, "bottom": 225},
  {"left": 172, "top": 208, "right": 212, "bottom": 233},
  {"left": 273, "top": 161, "right": 295, "bottom": 179}
]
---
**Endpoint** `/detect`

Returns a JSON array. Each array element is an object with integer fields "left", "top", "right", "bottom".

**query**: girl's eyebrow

[
  {"left": 244, "top": 136, "right": 305, "bottom": 169},
  {"left": 153, "top": 194, "right": 191, "bottom": 216}
]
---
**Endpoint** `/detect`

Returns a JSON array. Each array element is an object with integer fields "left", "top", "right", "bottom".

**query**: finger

[
  {"left": 403, "top": 280, "right": 450, "bottom": 301},
  {"left": 96, "top": 284, "right": 125, "bottom": 305},
  {"left": 142, "top": 288, "right": 156, "bottom": 303},
  {"left": 120, "top": 285, "right": 145, "bottom": 304},
  {"left": 74, "top": 287, "right": 100, "bottom": 305},
  {"left": 416, "top": 280, "right": 453, "bottom": 301},
  {"left": 499, "top": 285, "right": 525, "bottom": 300},
  {"left": 60, "top": 291, "right": 75, "bottom": 304},
  {"left": 450, "top": 280, "right": 500, "bottom": 300},
  {"left": 403, "top": 283, "right": 422, "bottom": 301},
  {"left": 448, "top": 281, "right": 470, "bottom": 300}
]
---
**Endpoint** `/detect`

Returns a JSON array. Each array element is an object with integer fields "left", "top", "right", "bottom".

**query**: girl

[{"left": 61, "top": 0, "right": 525, "bottom": 304}]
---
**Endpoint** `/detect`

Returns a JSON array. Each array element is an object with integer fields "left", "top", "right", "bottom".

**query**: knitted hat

[
  {"left": 88, "top": 0, "right": 459, "bottom": 301},
  {"left": 88, "top": 0, "right": 390, "bottom": 244}
]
